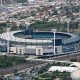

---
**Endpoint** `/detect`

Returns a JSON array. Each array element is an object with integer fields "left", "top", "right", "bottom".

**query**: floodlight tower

[
  {"left": 7, "top": 28, "right": 11, "bottom": 53},
  {"left": 52, "top": 29, "right": 56, "bottom": 55},
  {"left": 67, "top": 19, "right": 70, "bottom": 33},
  {"left": 67, "top": 21, "right": 69, "bottom": 33}
]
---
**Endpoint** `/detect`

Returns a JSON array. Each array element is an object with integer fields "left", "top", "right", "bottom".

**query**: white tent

[{"left": 48, "top": 66, "right": 78, "bottom": 72}]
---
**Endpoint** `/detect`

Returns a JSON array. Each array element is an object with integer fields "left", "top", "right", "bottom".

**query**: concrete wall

[{"left": 9, "top": 46, "right": 62, "bottom": 56}]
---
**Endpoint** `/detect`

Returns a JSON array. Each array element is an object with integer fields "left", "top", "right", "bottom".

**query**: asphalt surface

[
  {"left": 0, "top": 62, "right": 45, "bottom": 76},
  {"left": 52, "top": 52, "right": 80, "bottom": 61}
]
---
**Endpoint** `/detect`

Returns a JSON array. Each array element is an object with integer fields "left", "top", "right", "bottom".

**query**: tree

[
  {"left": 29, "top": 21, "right": 65, "bottom": 31},
  {"left": 19, "top": 22, "right": 26, "bottom": 30},
  {"left": 13, "top": 69, "right": 18, "bottom": 75}
]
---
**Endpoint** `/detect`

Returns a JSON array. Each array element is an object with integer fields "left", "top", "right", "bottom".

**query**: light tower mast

[
  {"left": 7, "top": 28, "right": 11, "bottom": 53},
  {"left": 52, "top": 29, "right": 57, "bottom": 55}
]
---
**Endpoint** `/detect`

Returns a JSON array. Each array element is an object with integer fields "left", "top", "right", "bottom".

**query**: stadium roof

[{"left": 0, "top": 31, "right": 80, "bottom": 44}]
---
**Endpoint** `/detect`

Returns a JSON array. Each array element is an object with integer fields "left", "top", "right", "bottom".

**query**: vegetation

[
  {"left": 3, "top": 0, "right": 28, "bottom": 3},
  {"left": 0, "top": 21, "right": 27, "bottom": 33},
  {"left": 0, "top": 55, "right": 26, "bottom": 69},
  {"left": 34, "top": 71, "right": 71, "bottom": 80},
  {"left": 30, "top": 20, "right": 65, "bottom": 31},
  {"left": 0, "top": 21, "right": 18, "bottom": 33},
  {"left": 12, "top": 13, "right": 30, "bottom": 19},
  {"left": 72, "top": 5, "right": 80, "bottom": 12},
  {"left": 35, "top": 73, "right": 51, "bottom": 80},
  {"left": 70, "top": 58, "right": 80, "bottom": 62},
  {"left": 0, "top": 20, "right": 79, "bottom": 33},
  {"left": 35, "top": 62, "right": 71, "bottom": 80},
  {"left": 16, "top": 0, "right": 27, "bottom": 3},
  {"left": 30, "top": 11, "right": 36, "bottom": 16},
  {"left": 52, "top": 62, "right": 70, "bottom": 66},
  {"left": 29, "top": 20, "right": 80, "bottom": 33},
  {"left": 51, "top": 71, "right": 71, "bottom": 80}
]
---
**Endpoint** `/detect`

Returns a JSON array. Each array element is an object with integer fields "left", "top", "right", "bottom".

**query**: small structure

[{"left": 48, "top": 66, "right": 78, "bottom": 72}]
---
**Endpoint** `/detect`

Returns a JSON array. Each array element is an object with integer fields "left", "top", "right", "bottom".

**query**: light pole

[
  {"left": 52, "top": 29, "right": 56, "bottom": 55},
  {"left": 67, "top": 21, "right": 69, "bottom": 33},
  {"left": 7, "top": 28, "right": 10, "bottom": 53},
  {"left": 66, "top": 19, "right": 70, "bottom": 33}
]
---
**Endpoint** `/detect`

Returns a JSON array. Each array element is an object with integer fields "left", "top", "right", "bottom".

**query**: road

[
  {"left": 26, "top": 51, "right": 80, "bottom": 63},
  {"left": 0, "top": 61, "right": 46, "bottom": 76}
]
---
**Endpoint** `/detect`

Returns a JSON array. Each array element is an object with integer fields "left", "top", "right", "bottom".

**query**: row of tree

[
  {"left": 30, "top": 20, "right": 80, "bottom": 33},
  {"left": 35, "top": 71, "right": 72, "bottom": 80},
  {"left": 0, "top": 21, "right": 27, "bottom": 33},
  {"left": 0, "top": 20, "right": 79, "bottom": 33},
  {"left": 0, "top": 55, "right": 26, "bottom": 69}
]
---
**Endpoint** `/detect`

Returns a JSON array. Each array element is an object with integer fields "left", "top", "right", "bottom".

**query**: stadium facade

[{"left": 0, "top": 28, "right": 80, "bottom": 57}]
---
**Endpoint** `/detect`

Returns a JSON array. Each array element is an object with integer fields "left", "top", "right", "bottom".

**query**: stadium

[{"left": 0, "top": 28, "right": 80, "bottom": 57}]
